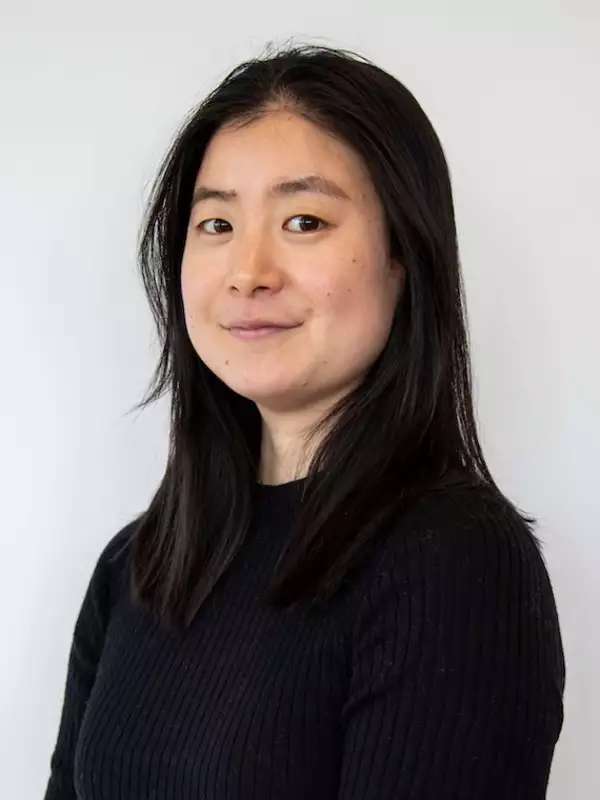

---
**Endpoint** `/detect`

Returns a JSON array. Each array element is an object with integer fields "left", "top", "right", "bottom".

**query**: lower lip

[{"left": 228, "top": 325, "right": 299, "bottom": 340}]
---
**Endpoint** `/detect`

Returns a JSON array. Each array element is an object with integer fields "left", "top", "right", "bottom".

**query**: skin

[{"left": 180, "top": 107, "right": 406, "bottom": 485}]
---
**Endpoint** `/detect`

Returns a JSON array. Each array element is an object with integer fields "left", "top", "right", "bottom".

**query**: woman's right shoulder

[
  {"left": 90, "top": 513, "right": 144, "bottom": 595},
  {"left": 70, "top": 515, "right": 144, "bottom": 639},
  {"left": 100, "top": 513, "right": 142, "bottom": 564}
]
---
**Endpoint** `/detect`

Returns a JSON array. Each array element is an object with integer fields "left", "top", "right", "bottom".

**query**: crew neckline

[{"left": 255, "top": 476, "right": 307, "bottom": 492}]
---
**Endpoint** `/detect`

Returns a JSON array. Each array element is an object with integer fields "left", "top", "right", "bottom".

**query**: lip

[
  {"left": 227, "top": 318, "right": 299, "bottom": 330},
  {"left": 228, "top": 324, "right": 301, "bottom": 340}
]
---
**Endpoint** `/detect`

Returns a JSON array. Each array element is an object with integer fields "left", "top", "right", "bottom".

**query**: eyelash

[{"left": 195, "top": 214, "right": 330, "bottom": 235}]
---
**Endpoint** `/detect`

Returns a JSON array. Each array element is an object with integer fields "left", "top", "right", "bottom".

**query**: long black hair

[{"left": 123, "top": 39, "right": 539, "bottom": 633}]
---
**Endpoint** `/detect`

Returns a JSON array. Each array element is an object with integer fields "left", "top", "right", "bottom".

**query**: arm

[
  {"left": 337, "top": 489, "right": 566, "bottom": 799},
  {"left": 43, "top": 523, "right": 133, "bottom": 799}
]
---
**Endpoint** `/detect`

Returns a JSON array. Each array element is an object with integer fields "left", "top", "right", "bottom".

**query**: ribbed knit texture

[{"left": 43, "top": 479, "right": 565, "bottom": 799}]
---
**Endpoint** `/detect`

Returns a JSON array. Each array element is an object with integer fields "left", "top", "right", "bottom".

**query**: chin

[{"left": 227, "top": 378, "right": 302, "bottom": 405}]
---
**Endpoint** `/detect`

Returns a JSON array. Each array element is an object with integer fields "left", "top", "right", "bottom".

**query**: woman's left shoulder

[{"left": 387, "top": 479, "right": 547, "bottom": 567}]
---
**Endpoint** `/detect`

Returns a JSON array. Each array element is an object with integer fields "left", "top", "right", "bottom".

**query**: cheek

[
  {"left": 315, "top": 257, "right": 362, "bottom": 316},
  {"left": 181, "top": 278, "right": 199, "bottom": 333},
  {"left": 318, "top": 258, "right": 375, "bottom": 323},
  {"left": 320, "top": 266, "right": 394, "bottom": 357},
  {"left": 180, "top": 259, "right": 195, "bottom": 311},
  {"left": 181, "top": 264, "right": 212, "bottom": 326}
]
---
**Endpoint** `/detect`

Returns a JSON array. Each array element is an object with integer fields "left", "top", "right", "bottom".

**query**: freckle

[{"left": 225, "top": 360, "right": 229, "bottom": 365}]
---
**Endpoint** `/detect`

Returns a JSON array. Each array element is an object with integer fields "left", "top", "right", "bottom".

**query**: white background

[{"left": 1, "top": 2, "right": 598, "bottom": 797}]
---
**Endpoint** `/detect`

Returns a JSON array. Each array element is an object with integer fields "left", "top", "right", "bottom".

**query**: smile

[{"left": 228, "top": 325, "right": 300, "bottom": 340}]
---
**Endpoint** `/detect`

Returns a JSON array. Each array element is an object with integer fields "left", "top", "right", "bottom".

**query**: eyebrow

[{"left": 190, "top": 174, "right": 351, "bottom": 209}]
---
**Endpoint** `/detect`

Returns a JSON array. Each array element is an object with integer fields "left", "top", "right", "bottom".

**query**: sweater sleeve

[
  {"left": 337, "top": 489, "right": 566, "bottom": 799},
  {"left": 43, "top": 523, "right": 133, "bottom": 800}
]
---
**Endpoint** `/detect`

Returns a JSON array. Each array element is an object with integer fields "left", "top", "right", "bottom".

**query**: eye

[
  {"left": 194, "top": 214, "right": 330, "bottom": 235},
  {"left": 195, "top": 218, "right": 232, "bottom": 234},
  {"left": 284, "top": 214, "right": 330, "bottom": 233}
]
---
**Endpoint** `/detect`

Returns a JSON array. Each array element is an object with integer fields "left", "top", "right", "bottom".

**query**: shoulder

[
  {"left": 346, "top": 481, "right": 554, "bottom": 626},
  {"left": 381, "top": 481, "right": 544, "bottom": 569},
  {"left": 63, "top": 516, "right": 143, "bottom": 687},
  {"left": 99, "top": 515, "right": 139, "bottom": 566},
  {"left": 83, "top": 514, "right": 140, "bottom": 613}
]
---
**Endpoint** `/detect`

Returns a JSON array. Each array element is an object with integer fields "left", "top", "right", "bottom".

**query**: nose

[{"left": 226, "top": 230, "right": 284, "bottom": 296}]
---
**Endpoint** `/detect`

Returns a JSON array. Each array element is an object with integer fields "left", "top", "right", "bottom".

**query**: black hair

[{"left": 124, "top": 39, "right": 539, "bottom": 633}]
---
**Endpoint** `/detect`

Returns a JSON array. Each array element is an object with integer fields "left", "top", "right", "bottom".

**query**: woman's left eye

[{"left": 285, "top": 214, "right": 329, "bottom": 233}]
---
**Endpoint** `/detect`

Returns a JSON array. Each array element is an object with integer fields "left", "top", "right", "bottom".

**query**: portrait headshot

[{"left": 4, "top": 7, "right": 597, "bottom": 800}]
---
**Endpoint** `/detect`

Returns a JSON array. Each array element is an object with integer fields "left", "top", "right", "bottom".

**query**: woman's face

[{"left": 181, "top": 109, "right": 405, "bottom": 417}]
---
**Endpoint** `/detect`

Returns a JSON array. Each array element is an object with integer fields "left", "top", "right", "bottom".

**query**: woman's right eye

[{"left": 196, "top": 218, "right": 231, "bottom": 234}]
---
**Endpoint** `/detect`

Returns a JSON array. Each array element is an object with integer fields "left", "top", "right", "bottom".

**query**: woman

[{"left": 44, "top": 42, "right": 566, "bottom": 799}]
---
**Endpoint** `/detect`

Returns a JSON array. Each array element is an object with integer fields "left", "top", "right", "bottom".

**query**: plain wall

[{"left": 1, "top": 2, "right": 598, "bottom": 797}]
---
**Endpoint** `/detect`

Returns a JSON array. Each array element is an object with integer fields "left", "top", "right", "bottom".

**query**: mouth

[{"left": 228, "top": 324, "right": 301, "bottom": 340}]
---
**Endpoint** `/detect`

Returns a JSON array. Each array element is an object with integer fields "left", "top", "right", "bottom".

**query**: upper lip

[{"left": 226, "top": 318, "right": 300, "bottom": 330}]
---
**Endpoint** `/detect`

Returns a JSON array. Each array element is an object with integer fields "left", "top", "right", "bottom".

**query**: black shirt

[{"left": 43, "top": 479, "right": 566, "bottom": 798}]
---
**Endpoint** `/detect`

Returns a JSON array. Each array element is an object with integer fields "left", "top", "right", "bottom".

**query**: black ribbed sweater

[{"left": 43, "top": 478, "right": 566, "bottom": 799}]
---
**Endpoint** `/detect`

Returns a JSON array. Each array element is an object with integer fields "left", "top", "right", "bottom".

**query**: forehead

[{"left": 192, "top": 111, "right": 375, "bottom": 204}]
